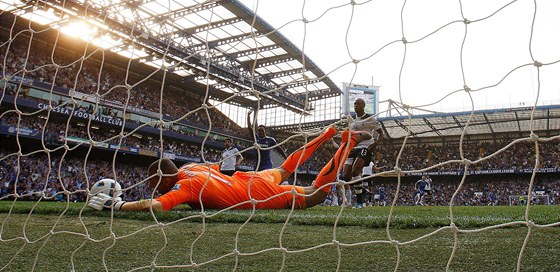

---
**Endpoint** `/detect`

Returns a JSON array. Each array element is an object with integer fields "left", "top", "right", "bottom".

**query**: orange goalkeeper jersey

[{"left": 156, "top": 163, "right": 306, "bottom": 210}]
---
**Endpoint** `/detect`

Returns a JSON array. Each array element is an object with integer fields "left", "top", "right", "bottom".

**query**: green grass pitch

[{"left": 0, "top": 201, "right": 558, "bottom": 271}]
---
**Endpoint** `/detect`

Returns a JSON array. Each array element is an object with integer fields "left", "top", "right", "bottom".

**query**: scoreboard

[{"left": 342, "top": 82, "right": 379, "bottom": 116}]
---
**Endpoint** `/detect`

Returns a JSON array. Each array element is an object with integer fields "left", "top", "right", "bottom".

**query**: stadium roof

[
  {"left": 274, "top": 105, "right": 560, "bottom": 141},
  {"left": 0, "top": 0, "right": 340, "bottom": 113},
  {"left": 380, "top": 105, "right": 560, "bottom": 139}
]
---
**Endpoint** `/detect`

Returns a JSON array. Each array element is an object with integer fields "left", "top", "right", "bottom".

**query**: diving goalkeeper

[{"left": 88, "top": 127, "right": 371, "bottom": 211}]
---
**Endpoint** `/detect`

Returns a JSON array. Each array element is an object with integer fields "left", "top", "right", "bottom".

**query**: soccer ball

[{"left": 90, "top": 178, "right": 122, "bottom": 197}]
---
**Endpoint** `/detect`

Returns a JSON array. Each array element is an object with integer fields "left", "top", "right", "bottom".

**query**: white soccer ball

[{"left": 90, "top": 178, "right": 122, "bottom": 197}]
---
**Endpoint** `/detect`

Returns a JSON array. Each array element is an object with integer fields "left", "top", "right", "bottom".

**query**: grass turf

[{"left": 0, "top": 201, "right": 558, "bottom": 271}]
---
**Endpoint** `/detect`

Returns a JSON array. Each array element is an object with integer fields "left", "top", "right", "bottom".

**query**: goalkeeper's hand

[{"left": 88, "top": 193, "right": 126, "bottom": 211}]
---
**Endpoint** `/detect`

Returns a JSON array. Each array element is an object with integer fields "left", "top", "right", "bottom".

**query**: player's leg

[
  {"left": 357, "top": 178, "right": 370, "bottom": 207},
  {"left": 341, "top": 156, "right": 355, "bottom": 207},
  {"left": 280, "top": 126, "right": 337, "bottom": 174},
  {"left": 336, "top": 184, "right": 344, "bottom": 206},
  {"left": 349, "top": 151, "right": 369, "bottom": 208},
  {"left": 342, "top": 161, "right": 354, "bottom": 182},
  {"left": 304, "top": 130, "right": 371, "bottom": 207},
  {"left": 343, "top": 184, "right": 353, "bottom": 207},
  {"left": 354, "top": 189, "right": 366, "bottom": 208},
  {"left": 352, "top": 178, "right": 365, "bottom": 208}
]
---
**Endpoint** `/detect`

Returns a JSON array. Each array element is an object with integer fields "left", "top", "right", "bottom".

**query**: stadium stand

[{"left": 3, "top": 91, "right": 560, "bottom": 206}]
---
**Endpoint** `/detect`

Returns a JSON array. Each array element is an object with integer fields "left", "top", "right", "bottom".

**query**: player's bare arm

[
  {"left": 236, "top": 153, "right": 244, "bottom": 165},
  {"left": 247, "top": 109, "right": 255, "bottom": 136},
  {"left": 121, "top": 199, "right": 164, "bottom": 212}
]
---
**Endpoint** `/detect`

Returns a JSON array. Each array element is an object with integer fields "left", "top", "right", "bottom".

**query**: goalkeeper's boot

[{"left": 323, "top": 126, "right": 338, "bottom": 138}]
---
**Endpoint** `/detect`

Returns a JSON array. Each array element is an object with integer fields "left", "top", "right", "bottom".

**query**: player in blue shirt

[
  {"left": 248, "top": 109, "right": 287, "bottom": 171},
  {"left": 414, "top": 175, "right": 427, "bottom": 206},
  {"left": 487, "top": 191, "right": 496, "bottom": 206},
  {"left": 378, "top": 185, "right": 387, "bottom": 206}
]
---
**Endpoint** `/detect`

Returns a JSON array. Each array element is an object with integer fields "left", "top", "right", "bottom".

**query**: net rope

[{"left": 1, "top": 0, "right": 560, "bottom": 271}]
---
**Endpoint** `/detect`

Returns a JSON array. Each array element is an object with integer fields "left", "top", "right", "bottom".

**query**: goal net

[{"left": 1, "top": 0, "right": 560, "bottom": 271}]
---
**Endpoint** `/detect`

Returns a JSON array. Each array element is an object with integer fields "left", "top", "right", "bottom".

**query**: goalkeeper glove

[{"left": 88, "top": 193, "right": 126, "bottom": 211}]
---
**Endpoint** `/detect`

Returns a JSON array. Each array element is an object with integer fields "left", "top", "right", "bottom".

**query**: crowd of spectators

[
  {"left": 372, "top": 139, "right": 560, "bottom": 172},
  {"left": 0, "top": 148, "right": 149, "bottom": 202},
  {"left": 362, "top": 175, "right": 560, "bottom": 206},
  {"left": 279, "top": 136, "right": 560, "bottom": 174},
  {"left": 0, "top": 111, "right": 258, "bottom": 171},
  {"left": 1, "top": 35, "right": 245, "bottom": 136}
]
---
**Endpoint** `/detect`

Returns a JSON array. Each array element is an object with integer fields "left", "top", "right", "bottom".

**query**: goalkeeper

[{"left": 89, "top": 127, "right": 371, "bottom": 211}]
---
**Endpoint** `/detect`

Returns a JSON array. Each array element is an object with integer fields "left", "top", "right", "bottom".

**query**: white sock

[
  {"left": 351, "top": 175, "right": 361, "bottom": 203},
  {"left": 345, "top": 189, "right": 352, "bottom": 206}
]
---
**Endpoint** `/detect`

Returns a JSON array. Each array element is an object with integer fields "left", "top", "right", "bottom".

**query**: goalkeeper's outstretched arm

[
  {"left": 121, "top": 199, "right": 164, "bottom": 212},
  {"left": 88, "top": 193, "right": 164, "bottom": 212},
  {"left": 89, "top": 159, "right": 182, "bottom": 212}
]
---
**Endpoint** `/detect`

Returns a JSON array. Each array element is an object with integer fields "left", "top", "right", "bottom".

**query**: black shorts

[
  {"left": 349, "top": 147, "right": 373, "bottom": 165},
  {"left": 220, "top": 170, "right": 235, "bottom": 176}
]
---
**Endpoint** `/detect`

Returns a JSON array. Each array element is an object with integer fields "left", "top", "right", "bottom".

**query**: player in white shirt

[
  {"left": 219, "top": 138, "right": 244, "bottom": 176},
  {"left": 424, "top": 175, "right": 433, "bottom": 205},
  {"left": 341, "top": 98, "right": 384, "bottom": 207}
]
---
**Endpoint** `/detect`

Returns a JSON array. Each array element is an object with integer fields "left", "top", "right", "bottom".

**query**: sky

[{"left": 238, "top": 0, "right": 560, "bottom": 115}]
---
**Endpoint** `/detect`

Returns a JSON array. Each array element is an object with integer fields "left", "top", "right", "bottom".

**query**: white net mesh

[{"left": 1, "top": 0, "right": 560, "bottom": 271}]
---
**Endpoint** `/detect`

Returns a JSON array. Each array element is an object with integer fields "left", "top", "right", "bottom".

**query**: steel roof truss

[
  {"left": 482, "top": 113, "right": 495, "bottom": 134},
  {"left": 452, "top": 116, "right": 468, "bottom": 135},
  {"left": 152, "top": 2, "right": 220, "bottom": 22},
  {"left": 513, "top": 111, "right": 522, "bottom": 132},
  {"left": 422, "top": 117, "right": 443, "bottom": 137},
  {"left": 169, "top": 17, "right": 243, "bottom": 37},
  {"left": 394, "top": 119, "right": 417, "bottom": 138}
]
